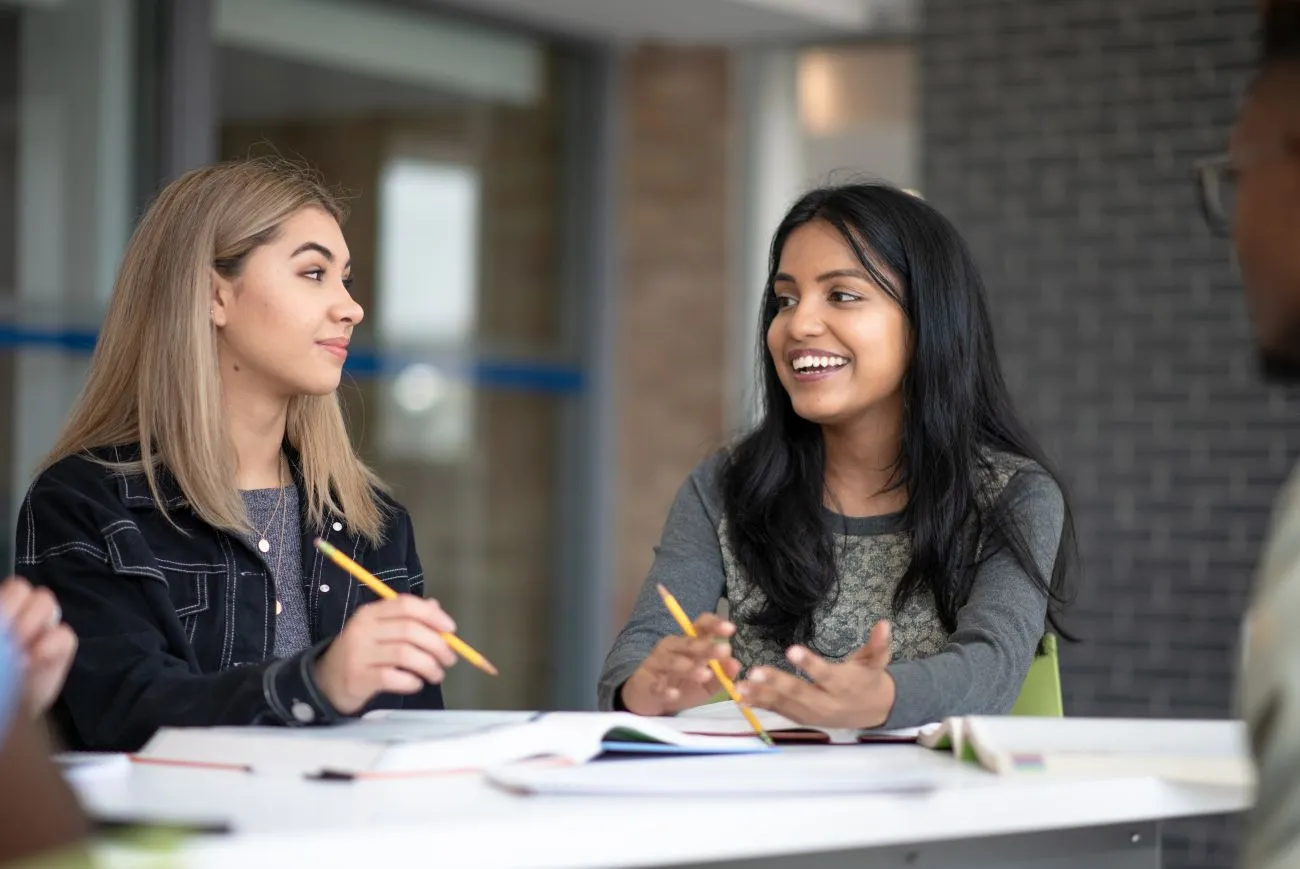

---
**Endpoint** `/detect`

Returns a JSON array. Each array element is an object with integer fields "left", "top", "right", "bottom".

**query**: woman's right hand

[
  {"left": 619, "top": 613, "right": 741, "bottom": 716},
  {"left": 313, "top": 595, "right": 459, "bottom": 716}
]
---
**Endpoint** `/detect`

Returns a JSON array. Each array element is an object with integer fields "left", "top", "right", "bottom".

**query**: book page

[{"left": 661, "top": 701, "right": 922, "bottom": 744}]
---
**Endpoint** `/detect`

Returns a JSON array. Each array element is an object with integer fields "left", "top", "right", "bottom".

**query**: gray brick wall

[{"left": 920, "top": 2, "right": 1298, "bottom": 866}]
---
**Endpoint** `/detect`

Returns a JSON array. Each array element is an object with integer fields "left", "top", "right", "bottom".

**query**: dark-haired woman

[{"left": 597, "top": 183, "right": 1074, "bottom": 729}]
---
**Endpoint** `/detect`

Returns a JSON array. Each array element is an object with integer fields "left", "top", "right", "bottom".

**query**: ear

[{"left": 210, "top": 269, "right": 234, "bottom": 328}]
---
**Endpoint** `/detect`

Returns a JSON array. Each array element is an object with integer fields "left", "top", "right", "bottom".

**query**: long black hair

[{"left": 721, "top": 183, "right": 1076, "bottom": 650}]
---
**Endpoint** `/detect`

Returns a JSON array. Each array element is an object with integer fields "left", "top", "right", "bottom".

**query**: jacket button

[
  {"left": 319, "top": 584, "right": 330, "bottom": 593},
  {"left": 332, "top": 522, "right": 343, "bottom": 531},
  {"left": 291, "top": 701, "right": 316, "bottom": 724}
]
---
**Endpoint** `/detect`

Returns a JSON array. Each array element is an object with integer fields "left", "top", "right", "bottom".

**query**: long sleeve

[
  {"left": 1238, "top": 465, "right": 1300, "bottom": 869},
  {"left": 16, "top": 470, "right": 340, "bottom": 752},
  {"left": 597, "top": 457, "right": 728, "bottom": 711},
  {"left": 882, "top": 468, "right": 1065, "bottom": 728}
]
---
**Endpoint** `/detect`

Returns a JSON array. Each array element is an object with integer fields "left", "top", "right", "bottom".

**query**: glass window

[
  {"left": 1, "top": 0, "right": 138, "bottom": 567},
  {"left": 216, "top": 0, "right": 580, "bottom": 709}
]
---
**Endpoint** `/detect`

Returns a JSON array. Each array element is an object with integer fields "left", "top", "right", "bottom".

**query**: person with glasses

[{"left": 1201, "top": 2, "right": 1300, "bottom": 867}]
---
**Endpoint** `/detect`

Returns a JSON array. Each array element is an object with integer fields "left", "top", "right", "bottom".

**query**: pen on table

[
  {"left": 313, "top": 537, "right": 499, "bottom": 677},
  {"left": 655, "top": 583, "right": 774, "bottom": 747}
]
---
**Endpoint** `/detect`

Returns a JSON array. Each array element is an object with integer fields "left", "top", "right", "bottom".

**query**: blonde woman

[{"left": 16, "top": 157, "right": 459, "bottom": 752}]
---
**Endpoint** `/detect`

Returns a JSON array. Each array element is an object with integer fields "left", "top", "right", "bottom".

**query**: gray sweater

[{"left": 597, "top": 451, "right": 1066, "bottom": 728}]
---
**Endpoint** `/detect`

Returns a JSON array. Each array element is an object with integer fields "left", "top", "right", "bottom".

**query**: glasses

[{"left": 1195, "top": 139, "right": 1300, "bottom": 237}]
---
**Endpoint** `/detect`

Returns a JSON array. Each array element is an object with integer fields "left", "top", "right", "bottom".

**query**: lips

[
  {"left": 318, "top": 338, "right": 349, "bottom": 359},
  {"left": 786, "top": 348, "right": 850, "bottom": 381}
]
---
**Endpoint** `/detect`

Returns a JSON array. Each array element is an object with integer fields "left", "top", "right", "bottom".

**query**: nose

[
  {"left": 786, "top": 297, "right": 825, "bottom": 339},
  {"left": 334, "top": 282, "right": 365, "bottom": 327}
]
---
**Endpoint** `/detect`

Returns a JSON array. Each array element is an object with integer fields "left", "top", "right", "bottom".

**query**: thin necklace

[
  {"left": 256, "top": 456, "right": 286, "bottom": 554},
  {"left": 271, "top": 459, "right": 289, "bottom": 619}
]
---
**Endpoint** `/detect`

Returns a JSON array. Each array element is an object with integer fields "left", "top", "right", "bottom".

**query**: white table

[{"left": 77, "top": 745, "right": 1250, "bottom": 869}]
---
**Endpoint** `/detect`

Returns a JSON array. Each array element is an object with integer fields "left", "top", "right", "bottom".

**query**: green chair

[{"left": 1008, "top": 633, "right": 1063, "bottom": 717}]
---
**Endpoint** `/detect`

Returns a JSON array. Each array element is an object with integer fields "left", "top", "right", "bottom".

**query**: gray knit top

[
  {"left": 598, "top": 450, "right": 1066, "bottom": 728},
  {"left": 241, "top": 485, "right": 312, "bottom": 659}
]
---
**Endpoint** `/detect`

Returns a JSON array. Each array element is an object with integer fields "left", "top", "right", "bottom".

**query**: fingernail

[
  {"left": 787, "top": 647, "right": 805, "bottom": 664},
  {"left": 749, "top": 669, "right": 766, "bottom": 683},
  {"left": 49, "top": 604, "right": 61, "bottom": 627},
  {"left": 737, "top": 684, "right": 750, "bottom": 699}
]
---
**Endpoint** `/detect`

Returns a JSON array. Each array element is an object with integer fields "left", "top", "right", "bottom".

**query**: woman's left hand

[
  {"left": 0, "top": 577, "right": 78, "bottom": 718},
  {"left": 737, "top": 620, "right": 896, "bottom": 729}
]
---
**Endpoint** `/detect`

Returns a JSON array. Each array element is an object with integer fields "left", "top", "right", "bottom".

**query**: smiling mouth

[{"left": 791, "top": 355, "right": 849, "bottom": 376}]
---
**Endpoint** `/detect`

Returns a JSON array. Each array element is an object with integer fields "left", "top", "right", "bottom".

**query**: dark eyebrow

[
  {"left": 291, "top": 242, "right": 352, "bottom": 269},
  {"left": 773, "top": 268, "right": 873, "bottom": 284}
]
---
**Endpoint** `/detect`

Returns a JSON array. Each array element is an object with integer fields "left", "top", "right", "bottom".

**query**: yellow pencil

[
  {"left": 314, "top": 538, "right": 498, "bottom": 677},
  {"left": 655, "top": 583, "right": 774, "bottom": 747}
]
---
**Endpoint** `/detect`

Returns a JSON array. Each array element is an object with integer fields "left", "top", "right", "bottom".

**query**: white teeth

[{"left": 792, "top": 355, "right": 849, "bottom": 371}]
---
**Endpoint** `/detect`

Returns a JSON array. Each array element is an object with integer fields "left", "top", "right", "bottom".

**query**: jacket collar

[{"left": 112, "top": 441, "right": 306, "bottom": 514}]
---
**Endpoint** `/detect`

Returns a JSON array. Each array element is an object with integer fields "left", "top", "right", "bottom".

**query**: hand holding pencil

[
  {"left": 619, "top": 585, "right": 772, "bottom": 746},
  {"left": 311, "top": 538, "right": 497, "bottom": 716}
]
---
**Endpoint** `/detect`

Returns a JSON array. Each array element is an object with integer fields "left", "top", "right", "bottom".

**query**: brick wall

[
  {"left": 920, "top": 2, "right": 1298, "bottom": 866},
  {"left": 615, "top": 47, "right": 732, "bottom": 619}
]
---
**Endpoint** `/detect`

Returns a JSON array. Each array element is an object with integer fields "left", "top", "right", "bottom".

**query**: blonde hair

[{"left": 41, "top": 156, "right": 388, "bottom": 542}]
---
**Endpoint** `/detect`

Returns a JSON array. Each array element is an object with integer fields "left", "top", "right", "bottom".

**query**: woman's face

[
  {"left": 212, "top": 206, "right": 363, "bottom": 400},
  {"left": 766, "top": 220, "right": 910, "bottom": 428}
]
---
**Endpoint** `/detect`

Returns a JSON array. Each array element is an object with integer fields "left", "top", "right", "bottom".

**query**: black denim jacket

[{"left": 14, "top": 444, "right": 443, "bottom": 752}]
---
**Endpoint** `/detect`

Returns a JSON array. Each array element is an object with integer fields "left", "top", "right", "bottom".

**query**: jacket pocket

[
  {"left": 156, "top": 559, "right": 218, "bottom": 618},
  {"left": 367, "top": 565, "right": 412, "bottom": 597},
  {"left": 156, "top": 558, "right": 226, "bottom": 669}
]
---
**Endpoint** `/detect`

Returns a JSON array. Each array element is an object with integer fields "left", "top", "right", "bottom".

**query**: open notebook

[
  {"left": 917, "top": 715, "right": 1253, "bottom": 787},
  {"left": 135, "top": 710, "right": 774, "bottom": 779},
  {"left": 659, "top": 700, "right": 932, "bottom": 744}
]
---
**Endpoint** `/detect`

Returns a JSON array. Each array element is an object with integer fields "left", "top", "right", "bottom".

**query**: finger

[
  {"left": 0, "top": 576, "right": 33, "bottom": 624},
  {"left": 646, "top": 669, "right": 686, "bottom": 706},
  {"left": 739, "top": 667, "right": 829, "bottom": 723},
  {"left": 786, "top": 645, "right": 840, "bottom": 686},
  {"left": 702, "top": 658, "right": 743, "bottom": 695},
  {"left": 421, "top": 599, "right": 458, "bottom": 634},
  {"left": 372, "top": 595, "right": 458, "bottom": 634},
  {"left": 373, "top": 642, "right": 446, "bottom": 686},
  {"left": 27, "top": 625, "right": 76, "bottom": 670},
  {"left": 664, "top": 635, "right": 735, "bottom": 663},
  {"left": 377, "top": 667, "right": 425, "bottom": 695},
  {"left": 693, "top": 612, "right": 736, "bottom": 640},
  {"left": 657, "top": 647, "right": 726, "bottom": 684},
  {"left": 374, "top": 620, "right": 459, "bottom": 668},
  {"left": 7, "top": 586, "right": 59, "bottom": 649},
  {"left": 850, "top": 621, "right": 893, "bottom": 668}
]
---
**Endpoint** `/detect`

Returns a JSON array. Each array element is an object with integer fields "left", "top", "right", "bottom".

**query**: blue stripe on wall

[{"left": 0, "top": 324, "right": 584, "bottom": 395}]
